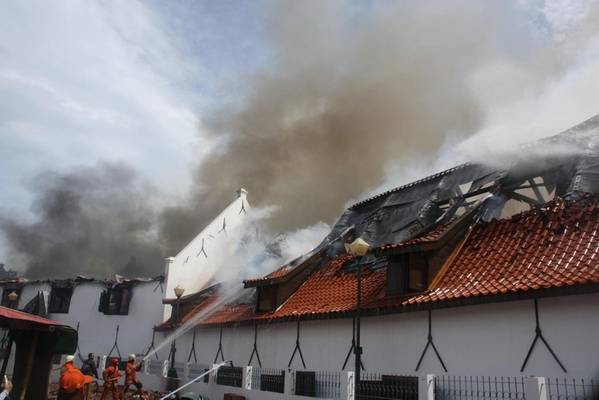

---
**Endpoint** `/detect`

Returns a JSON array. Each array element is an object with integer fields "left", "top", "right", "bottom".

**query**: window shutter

[{"left": 98, "top": 290, "right": 108, "bottom": 313}]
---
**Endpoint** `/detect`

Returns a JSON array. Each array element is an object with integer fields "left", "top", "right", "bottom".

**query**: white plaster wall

[
  {"left": 163, "top": 190, "right": 251, "bottom": 319},
  {"left": 155, "top": 292, "right": 599, "bottom": 386},
  {"left": 3, "top": 280, "right": 166, "bottom": 361}
]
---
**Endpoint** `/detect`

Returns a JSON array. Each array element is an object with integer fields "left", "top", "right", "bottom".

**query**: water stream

[{"left": 143, "top": 284, "right": 245, "bottom": 362}]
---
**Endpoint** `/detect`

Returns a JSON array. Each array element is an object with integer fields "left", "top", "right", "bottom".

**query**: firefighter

[
  {"left": 80, "top": 353, "right": 99, "bottom": 399},
  {"left": 122, "top": 354, "right": 143, "bottom": 398},
  {"left": 100, "top": 358, "right": 122, "bottom": 400},
  {"left": 58, "top": 355, "right": 93, "bottom": 400}
]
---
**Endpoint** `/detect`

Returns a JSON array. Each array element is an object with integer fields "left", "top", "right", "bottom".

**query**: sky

[
  {"left": 0, "top": 1, "right": 267, "bottom": 213},
  {"left": 0, "top": 0, "right": 598, "bottom": 276},
  {"left": 0, "top": 1, "right": 271, "bottom": 265}
]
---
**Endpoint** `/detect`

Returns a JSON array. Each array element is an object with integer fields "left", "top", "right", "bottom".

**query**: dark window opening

[
  {"left": 1, "top": 288, "right": 21, "bottom": 309},
  {"left": 99, "top": 285, "right": 133, "bottom": 315},
  {"left": 387, "top": 253, "right": 428, "bottom": 296},
  {"left": 49, "top": 287, "right": 73, "bottom": 314},
  {"left": 257, "top": 286, "right": 277, "bottom": 313},
  {"left": 408, "top": 253, "right": 428, "bottom": 292}
]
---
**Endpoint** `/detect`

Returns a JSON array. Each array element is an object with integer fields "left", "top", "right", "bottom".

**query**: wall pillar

[
  {"left": 98, "top": 355, "right": 107, "bottom": 377},
  {"left": 284, "top": 369, "right": 295, "bottom": 396},
  {"left": 419, "top": 375, "right": 435, "bottom": 400},
  {"left": 161, "top": 360, "right": 169, "bottom": 378},
  {"left": 343, "top": 371, "right": 355, "bottom": 400},
  {"left": 525, "top": 377, "right": 548, "bottom": 400},
  {"left": 244, "top": 366, "right": 253, "bottom": 390},
  {"left": 211, "top": 363, "right": 220, "bottom": 385},
  {"left": 183, "top": 362, "right": 189, "bottom": 382}
]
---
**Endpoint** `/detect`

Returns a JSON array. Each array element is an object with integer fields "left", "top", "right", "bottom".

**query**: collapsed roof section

[
  {"left": 0, "top": 275, "right": 163, "bottom": 287},
  {"left": 245, "top": 114, "right": 599, "bottom": 290},
  {"left": 162, "top": 114, "right": 599, "bottom": 328}
]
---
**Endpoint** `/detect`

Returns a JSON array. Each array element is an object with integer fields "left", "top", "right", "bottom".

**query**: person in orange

[
  {"left": 100, "top": 358, "right": 121, "bottom": 400},
  {"left": 122, "top": 354, "right": 143, "bottom": 398},
  {"left": 58, "top": 355, "right": 93, "bottom": 400}
]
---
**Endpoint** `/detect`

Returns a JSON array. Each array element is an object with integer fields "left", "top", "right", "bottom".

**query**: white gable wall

[{"left": 163, "top": 189, "right": 250, "bottom": 319}]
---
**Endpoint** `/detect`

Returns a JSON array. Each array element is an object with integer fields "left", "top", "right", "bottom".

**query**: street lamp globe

[
  {"left": 7, "top": 291, "right": 18, "bottom": 302},
  {"left": 345, "top": 237, "right": 370, "bottom": 257},
  {"left": 174, "top": 285, "right": 185, "bottom": 299}
]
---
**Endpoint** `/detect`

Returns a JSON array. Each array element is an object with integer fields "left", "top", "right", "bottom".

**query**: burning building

[
  {"left": 153, "top": 115, "right": 599, "bottom": 398},
  {"left": 0, "top": 189, "right": 253, "bottom": 393}
]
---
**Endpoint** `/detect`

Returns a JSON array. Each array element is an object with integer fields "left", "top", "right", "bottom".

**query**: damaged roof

[
  {"left": 169, "top": 194, "right": 599, "bottom": 328},
  {"left": 161, "top": 115, "right": 599, "bottom": 328},
  {"left": 0, "top": 274, "right": 164, "bottom": 287}
]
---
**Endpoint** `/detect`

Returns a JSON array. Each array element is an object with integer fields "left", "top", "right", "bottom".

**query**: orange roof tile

[
  {"left": 162, "top": 195, "right": 599, "bottom": 327},
  {"left": 260, "top": 255, "right": 386, "bottom": 320},
  {"left": 405, "top": 196, "right": 599, "bottom": 304}
]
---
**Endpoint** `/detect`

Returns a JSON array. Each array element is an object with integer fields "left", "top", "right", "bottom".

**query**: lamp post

[
  {"left": 345, "top": 237, "right": 370, "bottom": 400},
  {"left": 167, "top": 285, "right": 185, "bottom": 393},
  {"left": 7, "top": 291, "right": 18, "bottom": 308}
]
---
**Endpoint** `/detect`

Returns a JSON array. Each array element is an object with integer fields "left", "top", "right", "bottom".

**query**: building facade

[{"left": 153, "top": 116, "right": 599, "bottom": 398}]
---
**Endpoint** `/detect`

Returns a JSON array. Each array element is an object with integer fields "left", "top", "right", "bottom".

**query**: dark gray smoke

[
  {"left": 4, "top": 1, "right": 596, "bottom": 277},
  {"left": 161, "top": 1, "right": 562, "bottom": 239},
  {"left": 0, "top": 162, "right": 163, "bottom": 279}
]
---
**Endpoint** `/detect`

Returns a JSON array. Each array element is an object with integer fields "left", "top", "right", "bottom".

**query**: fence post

[
  {"left": 525, "top": 377, "right": 548, "bottom": 400},
  {"left": 343, "top": 371, "right": 355, "bottom": 400},
  {"left": 98, "top": 355, "right": 107, "bottom": 377},
  {"left": 419, "top": 375, "right": 435, "bottom": 400},
  {"left": 183, "top": 362, "right": 189, "bottom": 382},
  {"left": 244, "top": 366, "right": 253, "bottom": 390},
  {"left": 211, "top": 363, "right": 219, "bottom": 385},
  {"left": 285, "top": 369, "right": 295, "bottom": 396}
]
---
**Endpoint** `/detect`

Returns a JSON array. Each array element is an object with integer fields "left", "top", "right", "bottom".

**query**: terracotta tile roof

[
  {"left": 406, "top": 196, "right": 599, "bottom": 304},
  {"left": 163, "top": 195, "right": 599, "bottom": 327},
  {"left": 260, "top": 255, "right": 387, "bottom": 320},
  {"left": 243, "top": 264, "right": 294, "bottom": 285},
  {"left": 201, "top": 304, "right": 256, "bottom": 325}
]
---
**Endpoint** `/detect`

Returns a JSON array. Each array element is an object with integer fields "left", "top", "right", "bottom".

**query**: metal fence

[
  {"left": 546, "top": 378, "right": 597, "bottom": 400},
  {"left": 250, "top": 367, "right": 286, "bottom": 393},
  {"left": 358, "top": 372, "right": 418, "bottom": 400},
  {"left": 435, "top": 376, "right": 526, "bottom": 400},
  {"left": 173, "top": 361, "right": 186, "bottom": 378},
  {"left": 147, "top": 359, "right": 164, "bottom": 376},
  {"left": 294, "top": 370, "right": 342, "bottom": 399},
  {"left": 188, "top": 363, "right": 210, "bottom": 383},
  {"left": 216, "top": 366, "right": 243, "bottom": 388}
]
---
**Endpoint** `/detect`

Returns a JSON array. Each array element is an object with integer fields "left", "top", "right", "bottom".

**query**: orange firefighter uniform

[
  {"left": 100, "top": 358, "right": 122, "bottom": 400},
  {"left": 123, "top": 357, "right": 143, "bottom": 396},
  {"left": 59, "top": 358, "right": 93, "bottom": 400}
]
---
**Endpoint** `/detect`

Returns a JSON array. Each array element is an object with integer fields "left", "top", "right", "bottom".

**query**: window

[
  {"left": 387, "top": 253, "right": 428, "bottom": 296},
  {"left": 49, "top": 287, "right": 73, "bottom": 314},
  {"left": 1, "top": 288, "right": 21, "bottom": 309},
  {"left": 257, "top": 286, "right": 277, "bottom": 312},
  {"left": 99, "top": 285, "right": 133, "bottom": 315}
]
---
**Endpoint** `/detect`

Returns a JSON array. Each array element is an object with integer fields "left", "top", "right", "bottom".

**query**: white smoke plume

[{"left": 2, "top": 1, "right": 599, "bottom": 279}]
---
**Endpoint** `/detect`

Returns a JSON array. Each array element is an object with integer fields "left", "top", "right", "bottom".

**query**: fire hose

[{"left": 159, "top": 361, "right": 229, "bottom": 400}]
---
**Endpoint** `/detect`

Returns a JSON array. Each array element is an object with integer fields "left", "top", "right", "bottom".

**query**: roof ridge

[{"left": 348, "top": 163, "right": 471, "bottom": 210}]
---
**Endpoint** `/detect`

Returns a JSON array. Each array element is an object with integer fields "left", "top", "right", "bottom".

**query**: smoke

[
  {"left": 168, "top": 0, "right": 582, "bottom": 236},
  {"left": 3, "top": 1, "right": 599, "bottom": 278},
  {"left": 0, "top": 162, "right": 163, "bottom": 279}
]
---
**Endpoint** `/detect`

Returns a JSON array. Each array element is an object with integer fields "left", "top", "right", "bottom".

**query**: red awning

[{"left": 0, "top": 306, "right": 62, "bottom": 327}]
